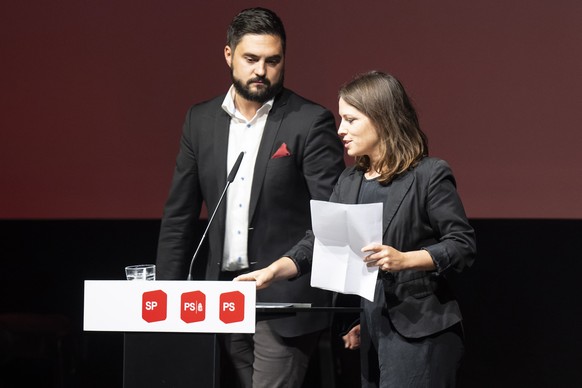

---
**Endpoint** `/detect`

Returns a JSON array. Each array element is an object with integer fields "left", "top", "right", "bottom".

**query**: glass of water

[{"left": 125, "top": 264, "right": 156, "bottom": 281}]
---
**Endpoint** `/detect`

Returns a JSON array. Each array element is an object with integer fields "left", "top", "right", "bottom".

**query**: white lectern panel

[{"left": 83, "top": 280, "right": 256, "bottom": 333}]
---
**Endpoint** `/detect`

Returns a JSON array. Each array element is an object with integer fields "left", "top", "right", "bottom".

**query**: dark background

[
  {"left": 1, "top": 219, "right": 580, "bottom": 387},
  {"left": 1, "top": 1, "right": 581, "bottom": 387}
]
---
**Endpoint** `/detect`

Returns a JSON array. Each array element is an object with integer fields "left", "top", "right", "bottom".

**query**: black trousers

[{"left": 361, "top": 286, "right": 464, "bottom": 388}]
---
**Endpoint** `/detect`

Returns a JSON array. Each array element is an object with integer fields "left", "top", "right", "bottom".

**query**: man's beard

[{"left": 231, "top": 71, "right": 284, "bottom": 103}]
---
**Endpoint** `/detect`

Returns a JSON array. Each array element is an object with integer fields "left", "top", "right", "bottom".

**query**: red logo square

[
  {"left": 142, "top": 290, "right": 167, "bottom": 323},
  {"left": 181, "top": 291, "right": 206, "bottom": 323},
  {"left": 219, "top": 291, "right": 245, "bottom": 324}
]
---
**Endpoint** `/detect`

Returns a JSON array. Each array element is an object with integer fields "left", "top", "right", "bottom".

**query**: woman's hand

[
  {"left": 233, "top": 256, "right": 298, "bottom": 289},
  {"left": 342, "top": 324, "right": 361, "bottom": 350},
  {"left": 234, "top": 267, "right": 276, "bottom": 290},
  {"left": 361, "top": 244, "right": 436, "bottom": 272}
]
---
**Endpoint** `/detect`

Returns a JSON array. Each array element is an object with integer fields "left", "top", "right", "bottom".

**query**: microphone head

[{"left": 227, "top": 152, "right": 245, "bottom": 183}]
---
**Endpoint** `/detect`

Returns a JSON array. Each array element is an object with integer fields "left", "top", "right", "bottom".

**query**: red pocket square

[{"left": 271, "top": 143, "right": 291, "bottom": 159}]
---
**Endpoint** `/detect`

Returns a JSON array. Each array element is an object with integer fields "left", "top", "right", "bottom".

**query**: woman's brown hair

[{"left": 339, "top": 71, "right": 429, "bottom": 184}]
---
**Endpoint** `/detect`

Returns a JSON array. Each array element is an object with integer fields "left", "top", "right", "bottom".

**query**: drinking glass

[{"left": 125, "top": 264, "right": 156, "bottom": 281}]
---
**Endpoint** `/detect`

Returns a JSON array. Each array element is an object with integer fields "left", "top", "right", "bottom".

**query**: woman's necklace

[{"left": 365, "top": 169, "right": 381, "bottom": 180}]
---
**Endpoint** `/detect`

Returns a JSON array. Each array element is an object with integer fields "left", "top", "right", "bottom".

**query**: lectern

[
  {"left": 84, "top": 281, "right": 361, "bottom": 388},
  {"left": 84, "top": 281, "right": 256, "bottom": 388}
]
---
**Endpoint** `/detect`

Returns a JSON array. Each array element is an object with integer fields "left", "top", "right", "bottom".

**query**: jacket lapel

[
  {"left": 382, "top": 172, "right": 414, "bottom": 236},
  {"left": 248, "top": 91, "right": 289, "bottom": 221},
  {"left": 340, "top": 168, "right": 362, "bottom": 204},
  {"left": 212, "top": 108, "right": 231, "bottom": 239},
  {"left": 340, "top": 167, "right": 414, "bottom": 236}
]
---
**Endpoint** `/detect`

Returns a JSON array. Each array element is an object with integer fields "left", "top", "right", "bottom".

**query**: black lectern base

[{"left": 124, "top": 332, "right": 220, "bottom": 388}]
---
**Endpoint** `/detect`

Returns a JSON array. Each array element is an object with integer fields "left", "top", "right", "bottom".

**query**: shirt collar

[{"left": 221, "top": 85, "right": 274, "bottom": 121}]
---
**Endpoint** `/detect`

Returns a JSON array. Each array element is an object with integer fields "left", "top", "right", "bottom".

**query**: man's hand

[{"left": 342, "top": 324, "right": 361, "bottom": 350}]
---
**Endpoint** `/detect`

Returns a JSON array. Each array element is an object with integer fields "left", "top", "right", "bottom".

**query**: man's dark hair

[{"left": 227, "top": 7, "right": 286, "bottom": 53}]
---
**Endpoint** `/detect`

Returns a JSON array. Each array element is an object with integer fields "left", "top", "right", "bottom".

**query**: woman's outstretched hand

[
  {"left": 234, "top": 267, "right": 276, "bottom": 290},
  {"left": 233, "top": 256, "right": 299, "bottom": 289}
]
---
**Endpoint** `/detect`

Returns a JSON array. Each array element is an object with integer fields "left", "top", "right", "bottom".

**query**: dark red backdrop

[{"left": 2, "top": 1, "right": 581, "bottom": 219}]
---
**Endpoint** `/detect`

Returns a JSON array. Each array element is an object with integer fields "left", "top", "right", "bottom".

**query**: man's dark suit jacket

[
  {"left": 287, "top": 157, "right": 477, "bottom": 338},
  {"left": 157, "top": 88, "right": 345, "bottom": 337}
]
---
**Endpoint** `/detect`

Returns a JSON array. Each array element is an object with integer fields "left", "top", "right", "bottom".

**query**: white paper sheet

[{"left": 309, "top": 200, "right": 382, "bottom": 301}]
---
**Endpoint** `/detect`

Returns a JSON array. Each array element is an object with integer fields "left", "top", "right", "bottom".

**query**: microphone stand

[{"left": 186, "top": 152, "right": 244, "bottom": 280}]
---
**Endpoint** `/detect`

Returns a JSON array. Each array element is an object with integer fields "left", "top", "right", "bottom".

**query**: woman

[{"left": 236, "top": 71, "right": 476, "bottom": 387}]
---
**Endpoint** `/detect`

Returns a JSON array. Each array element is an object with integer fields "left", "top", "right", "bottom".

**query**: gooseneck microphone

[{"left": 187, "top": 151, "right": 244, "bottom": 280}]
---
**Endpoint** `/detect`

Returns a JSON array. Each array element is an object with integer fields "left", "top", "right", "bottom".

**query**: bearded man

[{"left": 156, "top": 7, "right": 345, "bottom": 388}]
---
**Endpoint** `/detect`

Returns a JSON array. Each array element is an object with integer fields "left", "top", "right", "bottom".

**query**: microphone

[
  {"left": 187, "top": 151, "right": 244, "bottom": 280},
  {"left": 227, "top": 151, "right": 244, "bottom": 183}
]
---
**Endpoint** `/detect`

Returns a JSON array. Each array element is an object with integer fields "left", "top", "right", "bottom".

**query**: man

[{"left": 156, "top": 7, "right": 345, "bottom": 388}]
